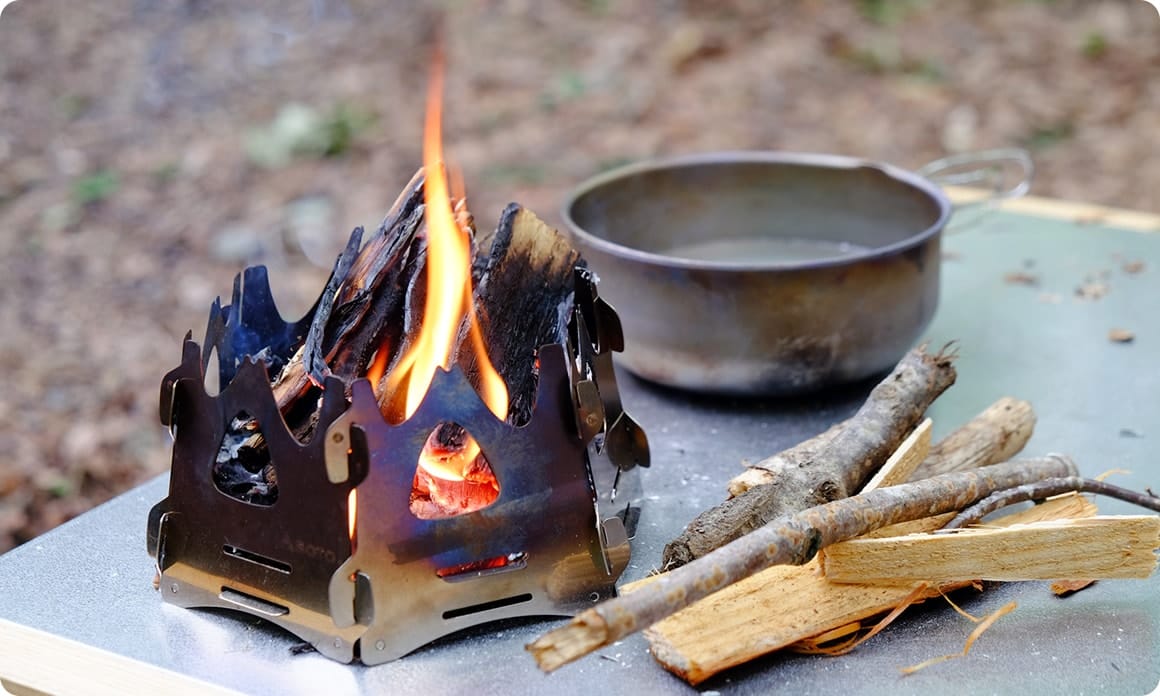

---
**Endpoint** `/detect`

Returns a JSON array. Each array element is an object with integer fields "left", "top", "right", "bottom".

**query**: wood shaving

[
  {"left": 790, "top": 583, "right": 930, "bottom": 656},
  {"left": 1050, "top": 579, "right": 1095, "bottom": 596},
  {"left": 900, "top": 601, "right": 1017, "bottom": 675},
  {"left": 1108, "top": 328, "right": 1135, "bottom": 343}
]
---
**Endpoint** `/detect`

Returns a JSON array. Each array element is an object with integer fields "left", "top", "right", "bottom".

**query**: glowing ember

[{"left": 435, "top": 552, "right": 527, "bottom": 580}]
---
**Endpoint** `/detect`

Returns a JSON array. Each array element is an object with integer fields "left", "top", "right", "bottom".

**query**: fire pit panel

[
  {"left": 149, "top": 275, "right": 365, "bottom": 661},
  {"left": 328, "top": 343, "right": 628, "bottom": 664}
]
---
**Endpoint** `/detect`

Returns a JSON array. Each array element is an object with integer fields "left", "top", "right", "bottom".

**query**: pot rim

[{"left": 561, "top": 150, "right": 952, "bottom": 272}]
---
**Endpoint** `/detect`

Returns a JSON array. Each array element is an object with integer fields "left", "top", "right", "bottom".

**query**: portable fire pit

[{"left": 145, "top": 165, "right": 649, "bottom": 664}]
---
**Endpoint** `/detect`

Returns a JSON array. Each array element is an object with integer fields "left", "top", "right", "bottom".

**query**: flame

[
  {"left": 347, "top": 489, "right": 357, "bottom": 544},
  {"left": 380, "top": 47, "right": 508, "bottom": 483}
]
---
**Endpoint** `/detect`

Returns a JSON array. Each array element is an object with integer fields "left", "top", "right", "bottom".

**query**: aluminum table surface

[{"left": 1, "top": 205, "right": 1158, "bottom": 695}]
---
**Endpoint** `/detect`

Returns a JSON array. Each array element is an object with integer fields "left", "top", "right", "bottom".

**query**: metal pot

[{"left": 561, "top": 150, "right": 1030, "bottom": 395}]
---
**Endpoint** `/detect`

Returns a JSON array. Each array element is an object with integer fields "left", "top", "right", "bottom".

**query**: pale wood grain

[{"left": 0, "top": 619, "right": 240, "bottom": 696}]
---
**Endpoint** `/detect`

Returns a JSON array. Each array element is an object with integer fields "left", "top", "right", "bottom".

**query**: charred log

[{"left": 464, "top": 204, "right": 582, "bottom": 426}]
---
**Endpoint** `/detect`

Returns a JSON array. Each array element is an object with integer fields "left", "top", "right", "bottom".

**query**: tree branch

[
  {"left": 942, "top": 476, "right": 1160, "bottom": 530},
  {"left": 663, "top": 345, "right": 958, "bottom": 569}
]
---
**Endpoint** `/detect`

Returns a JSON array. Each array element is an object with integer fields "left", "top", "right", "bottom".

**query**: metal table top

[{"left": 1, "top": 205, "right": 1158, "bottom": 695}]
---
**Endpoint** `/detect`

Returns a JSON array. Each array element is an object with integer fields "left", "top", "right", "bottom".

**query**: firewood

[
  {"left": 526, "top": 456, "right": 1079, "bottom": 672},
  {"left": 911, "top": 397, "right": 1036, "bottom": 479},
  {"left": 462, "top": 204, "right": 582, "bottom": 427},
  {"left": 663, "top": 346, "right": 958, "bottom": 569},
  {"left": 821, "top": 515, "right": 1160, "bottom": 584},
  {"left": 860, "top": 418, "right": 931, "bottom": 491},
  {"left": 726, "top": 420, "right": 845, "bottom": 497},
  {"left": 727, "top": 397, "right": 1035, "bottom": 496},
  {"left": 627, "top": 495, "right": 1095, "bottom": 685},
  {"left": 269, "top": 172, "right": 427, "bottom": 409}
]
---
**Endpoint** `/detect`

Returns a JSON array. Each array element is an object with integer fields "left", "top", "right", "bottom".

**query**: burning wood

[{"left": 215, "top": 180, "right": 581, "bottom": 518}]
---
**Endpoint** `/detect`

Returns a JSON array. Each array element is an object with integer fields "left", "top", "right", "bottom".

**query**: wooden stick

[
  {"left": 632, "top": 494, "right": 1096, "bottom": 685},
  {"left": 527, "top": 456, "right": 1078, "bottom": 672},
  {"left": 663, "top": 346, "right": 958, "bottom": 569},
  {"left": 726, "top": 420, "right": 846, "bottom": 497},
  {"left": 822, "top": 515, "right": 1160, "bottom": 584},
  {"left": 728, "top": 397, "right": 1035, "bottom": 496},
  {"left": 943, "top": 476, "right": 1160, "bottom": 529}
]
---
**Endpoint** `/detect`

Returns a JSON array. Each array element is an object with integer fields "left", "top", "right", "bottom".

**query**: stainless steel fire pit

[{"left": 147, "top": 263, "right": 648, "bottom": 664}]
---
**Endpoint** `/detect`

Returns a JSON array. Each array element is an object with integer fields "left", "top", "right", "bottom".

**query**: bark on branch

[
  {"left": 942, "top": 476, "right": 1160, "bottom": 529},
  {"left": 527, "top": 455, "right": 1079, "bottom": 672},
  {"left": 727, "top": 397, "right": 1036, "bottom": 495},
  {"left": 663, "top": 345, "right": 958, "bottom": 569}
]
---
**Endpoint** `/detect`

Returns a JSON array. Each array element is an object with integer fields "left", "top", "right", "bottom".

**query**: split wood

[
  {"left": 527, "top": 455, "right": 1078, "bottom": 672},
  {"left": 631, "top": 495, "right": 1097, "bottom": 685},
  {"left": 631, "top": 494, "right": 1090, "bottom": 686},
  {"left": 821, "top": 515, "right": 1160, "bottom": 584},
  {"left": 662, "top": 345, "right": 959, "bottom": 569}
]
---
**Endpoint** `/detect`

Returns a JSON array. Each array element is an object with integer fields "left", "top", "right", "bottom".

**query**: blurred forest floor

[{"left": 0, "top": 0, "right": 1157, "bottom": 552}]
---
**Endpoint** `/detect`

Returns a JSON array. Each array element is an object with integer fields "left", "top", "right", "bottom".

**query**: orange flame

[
  {"left": 381, "top": 47, "right": 508, "bottom": 481},
  {"left": 347, "top": 489, "right": 357, "bottom": 545}
]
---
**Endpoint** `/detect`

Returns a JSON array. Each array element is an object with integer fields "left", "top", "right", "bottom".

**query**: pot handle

[{"left": 918, "top": 148, "right": 1034, "bottom": 231}]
